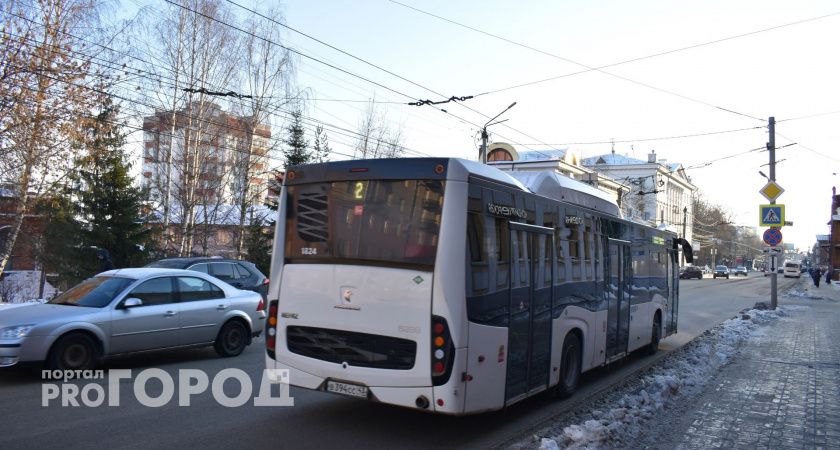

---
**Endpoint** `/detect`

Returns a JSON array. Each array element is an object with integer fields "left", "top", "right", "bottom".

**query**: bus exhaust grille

[
  {"left": 287, "top": 326, "right": 417, "bottom": 370},
  {"left": 297, "top": 192, "right": 328, "bottom": 242}
]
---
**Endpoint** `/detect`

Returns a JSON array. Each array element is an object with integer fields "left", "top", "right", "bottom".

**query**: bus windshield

[{"left": 284, "top": 179, "right": 445, "bottom": 268}]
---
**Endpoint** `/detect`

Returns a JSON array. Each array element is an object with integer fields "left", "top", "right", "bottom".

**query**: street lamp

[{"left": 479, "top": 102, "right": 517, "bottom": 163}]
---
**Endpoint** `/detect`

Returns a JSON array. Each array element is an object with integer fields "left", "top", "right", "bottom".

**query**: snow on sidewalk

[{"left": 535, "top": 304, "right": 806, "bottom": 450}]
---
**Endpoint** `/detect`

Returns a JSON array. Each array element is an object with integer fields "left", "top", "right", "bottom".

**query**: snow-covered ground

[
  {"left": 530, "top": 302, "right": 807, "bottom": 450},
  {"left": 0, "top": 270, "right": 56, "bottom": 303}
]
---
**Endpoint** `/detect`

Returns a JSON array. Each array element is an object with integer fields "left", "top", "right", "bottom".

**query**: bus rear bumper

[{"left": 266, "top": 354, "right": 439, "bottom": 412}]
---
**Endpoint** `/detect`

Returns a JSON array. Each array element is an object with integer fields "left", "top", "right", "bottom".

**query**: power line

[
  {"left": 0, "top": 23, "right": 435, "bottom": 160},
  {"left": 162, "top": 0, "right": 555, "bottom": 158},
  {"left": 777, "top": 109, "right": 840, "bottom": 123},
  {"left": 223, "top": 0, "right": 477, "bottom": 107},
  {"left": 775, "top": 132, "right": 840, "bottom": 163},
  {"left": 389, "top": 0, "right": 824, "bottom": 122},
  {"left": 220, "top": 0, "right": 556, "bottom": 156},
  {"left": 160, "top": 0, "right": 418, "bottom": 102},
  {"left": 514, "top": 126, "right": 764, "bottom": 147}
]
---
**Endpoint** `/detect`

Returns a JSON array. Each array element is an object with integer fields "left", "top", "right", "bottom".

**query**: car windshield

[
  {"left": 49, "top": 276, "right": 135, "bottom": 308},
  {"left": 716, "top": 266, "right": 727, "bottom": 270}
]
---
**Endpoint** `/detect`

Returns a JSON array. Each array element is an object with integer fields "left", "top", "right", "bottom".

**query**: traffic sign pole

[{"left": 768, "top": 117, "right": 777, "bottom": 310}]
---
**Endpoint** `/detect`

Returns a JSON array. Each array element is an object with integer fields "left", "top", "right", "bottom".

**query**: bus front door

[
  {"left": 606, "top": 239, "right": 631, "bottom": 362},
  {"left": 506, "top": 223, "right": 553, "bottom": 403}
]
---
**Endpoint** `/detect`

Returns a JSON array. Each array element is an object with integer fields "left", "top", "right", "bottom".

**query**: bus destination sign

[{"left": 487, "top": 203, "right": 527, "bottom": 219}]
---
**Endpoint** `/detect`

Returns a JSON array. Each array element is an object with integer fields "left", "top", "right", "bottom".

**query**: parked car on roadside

[
  {"left": 0, "top": 268, "right": 265, "bottom": 370},
  {"left": 146, "top": 257, "right": 269, "bottom": 301},
  {"left": 680, "top": 266, "right": 703, "bottom": 280},
  {"left": 733, "top": 266, "right": 748, "bottom": 276},
  {"left": 713, "top": 265, "right": 730, "bottom": 279}
]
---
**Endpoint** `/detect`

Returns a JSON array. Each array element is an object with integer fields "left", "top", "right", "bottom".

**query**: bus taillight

[
  {"left": 431, "top": 316, "right": 454, "bottom": 385},
  {"left": 266, "top": 300, "right": 279, "bottom": 359}
]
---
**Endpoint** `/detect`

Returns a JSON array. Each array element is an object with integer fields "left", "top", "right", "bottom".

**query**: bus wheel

[
  {"left": 646, "top": 314, "right": 662, "bottom": 356},
  {"left": 556, "top": 332, "right": 581, "bottom": 399}
]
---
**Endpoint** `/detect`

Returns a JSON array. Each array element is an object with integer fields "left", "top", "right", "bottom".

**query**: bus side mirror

[{"left": 673, "top": 238, "right": 694, "bottom": 264}]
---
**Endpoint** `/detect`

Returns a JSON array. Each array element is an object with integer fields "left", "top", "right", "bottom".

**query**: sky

[{"left": 127, "top": 0, "right": 840, "bottom": 250}]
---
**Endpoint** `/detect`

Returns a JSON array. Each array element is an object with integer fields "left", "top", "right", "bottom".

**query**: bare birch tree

[
  {"left": 0, "top": 0, "right": 107, "bottom": 277},
  {"left": 353, "top": 96, "right": 405, "bottom": 159},
  {"left": 135, "top": 0, "right": 240, "bottom": 256},
  {"left": 231, "top": 8, "right": 294, "bottom": 258}
]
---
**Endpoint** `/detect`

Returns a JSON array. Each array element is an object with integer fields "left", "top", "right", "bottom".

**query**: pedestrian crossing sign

[{"left": 759, "top": 204, "right": 785, "bottom": 227}]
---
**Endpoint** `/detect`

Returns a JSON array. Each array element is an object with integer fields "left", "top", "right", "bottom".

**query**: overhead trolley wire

[{"left": 389, "top": 1, "right": 839, "bottom": 123}]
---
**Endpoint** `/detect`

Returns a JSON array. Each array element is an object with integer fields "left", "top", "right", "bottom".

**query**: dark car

[
  {"left": 680, "top": 266, "right": 703, "bottom": 280},
  {"left": 713, "top": 265, "right": 730, "bottom": 279},
  {"left": 146, "top": 257, "right": 269, "bottom": 301}
]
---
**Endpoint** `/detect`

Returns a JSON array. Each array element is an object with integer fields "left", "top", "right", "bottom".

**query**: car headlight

[{"left": 0, "top": 325, "right": 35, "bottom": 339}]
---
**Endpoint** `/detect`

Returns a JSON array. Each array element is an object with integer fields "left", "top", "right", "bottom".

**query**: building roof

[
  {"left": 582, "top": 153, "right": 647, "bottom": 166},
  {"left": 516, "top": 149, "right": 570, "bottom": 162}
]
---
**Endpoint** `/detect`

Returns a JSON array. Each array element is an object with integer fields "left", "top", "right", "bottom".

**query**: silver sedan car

[{"left": 0, "top": 268, "right": 265, "bottom": 370}]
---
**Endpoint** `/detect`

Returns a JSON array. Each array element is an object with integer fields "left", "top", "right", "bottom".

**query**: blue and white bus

[{"left": 265, "top": 158, "right": 692, "bottom": 415}]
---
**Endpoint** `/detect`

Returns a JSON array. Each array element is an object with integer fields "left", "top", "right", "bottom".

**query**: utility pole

[
  {"left": 479, "top": 102, "right": 517, "bottom": 163},
  {"left": 480, "top": 128, "right": 488, "bottom": 164},
  {"left": 768, "top": 116, "right": 778, "bottom": 310},
  {"left": 681, "top": 206, "right": 687, "bottom": 266}
]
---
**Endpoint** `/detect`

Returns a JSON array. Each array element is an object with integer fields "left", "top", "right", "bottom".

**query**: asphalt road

[{"left": 0, "top": 272, "right": 801, "bottom": 450}]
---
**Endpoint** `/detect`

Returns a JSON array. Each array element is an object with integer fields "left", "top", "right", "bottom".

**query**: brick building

[
  {"left": 0, "top": 187, "right": 44, "bottom": 271},
  {"left": 141, "top": 102, "right": 273, "bottom": 207}
]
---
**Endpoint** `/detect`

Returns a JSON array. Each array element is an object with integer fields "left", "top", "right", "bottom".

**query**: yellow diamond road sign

[{"left": 759, "top": 181, "right": 784, "bottom": 202}]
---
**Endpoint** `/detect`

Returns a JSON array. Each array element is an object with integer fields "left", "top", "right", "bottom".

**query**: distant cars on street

[
  {"left": 0, "top": 268, "right": 264, "bottom": 370},
  {"left": 713, "top": 265, "right": 730, "bottom": 279},
  {"left": 733, "top": 266, "right": 748, "bottom": 276},
  {"left": 146, "top": 257, "right": 269, "bottom": 301},
  {"left": 680, "top": 266, "right": 703, "bottom": 280}
]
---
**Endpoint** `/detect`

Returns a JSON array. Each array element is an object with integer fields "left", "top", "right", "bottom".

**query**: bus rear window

[{"left": 285, "top": 180, "right": 445, "bottom": 267}]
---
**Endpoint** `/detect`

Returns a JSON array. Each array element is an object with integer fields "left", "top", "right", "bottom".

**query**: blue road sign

[
  {"left": 759, "top": 204, "right": 785, "bottom": 227},
  {"left": 763, "top": 228, "right": 783, "bottom": 246}
]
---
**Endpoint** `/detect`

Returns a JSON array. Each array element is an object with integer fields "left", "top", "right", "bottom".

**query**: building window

[{"left": 487, "top": 148, "right": 513, "bottom": 161}]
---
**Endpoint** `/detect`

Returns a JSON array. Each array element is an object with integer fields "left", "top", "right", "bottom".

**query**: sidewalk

[{"left": 674, "top": 281, "right": 840, "bottom": 449}]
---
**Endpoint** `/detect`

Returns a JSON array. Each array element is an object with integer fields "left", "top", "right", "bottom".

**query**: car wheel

[
  {"left": 48, "top": 332, "right": 99, "bottom": 371},
  {"left": 646, "top": 314, "right": 662, "bottom": 356},
  {"left": 555, "top": 332, "right": 581, "bottom": 399},
  {"left": 215, "top": 320, "right": 248, "bottom": 357}
]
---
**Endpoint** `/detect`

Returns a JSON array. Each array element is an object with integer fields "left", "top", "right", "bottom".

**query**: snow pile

[
  {"left": 786, "top": 285, "right": 825, "bottom": 300},
  {"left": 538, "top": 305, "right": 800, "bottom": 450}
]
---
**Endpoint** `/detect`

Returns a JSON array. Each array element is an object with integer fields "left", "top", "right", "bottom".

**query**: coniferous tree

[
  {"left": 282, "top": 108, "right": 311, "bottom": 168},
  {"left": 313, "top": 124, "right": 332, "bottom": 163},
  {"left": 37, "top": 195, "right": 87, "bottom": 289},
  {"left": 243, "top": 213, "right": 272, "bottom": 275},
  {"left": 72, "top": 102, "right": 157, "bottom": 269}
]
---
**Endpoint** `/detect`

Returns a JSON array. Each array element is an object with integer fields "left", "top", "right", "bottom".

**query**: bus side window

[
  {"left": 467, "top": 213, "right": 488, "bottom": 293},
  {"left": 583, "top": 216, "right": 594, "bottom": 280},
  {"left": 543, "top": 209, "right": 556, "bottom": 288},
  {"left": 494, "top": 218, "right": 510, "bottom": 289},
  {"left": 556, "top": 223, "right": 569, "bottom": 283},
  {"left": 594, "top": 219, "right": 604, "bottom": 282},
  {"left": 566, "top": 216, "right": 581, "bottom": 282}
]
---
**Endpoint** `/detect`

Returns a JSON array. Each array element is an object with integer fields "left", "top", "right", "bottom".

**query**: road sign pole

[{"left": 768, "top": 116, "right": 778, "bottom": 310}]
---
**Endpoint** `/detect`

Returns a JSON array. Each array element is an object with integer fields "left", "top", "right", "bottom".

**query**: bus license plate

[{"left": 326, "top": 380, "right": 368, "bottom": 398}]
